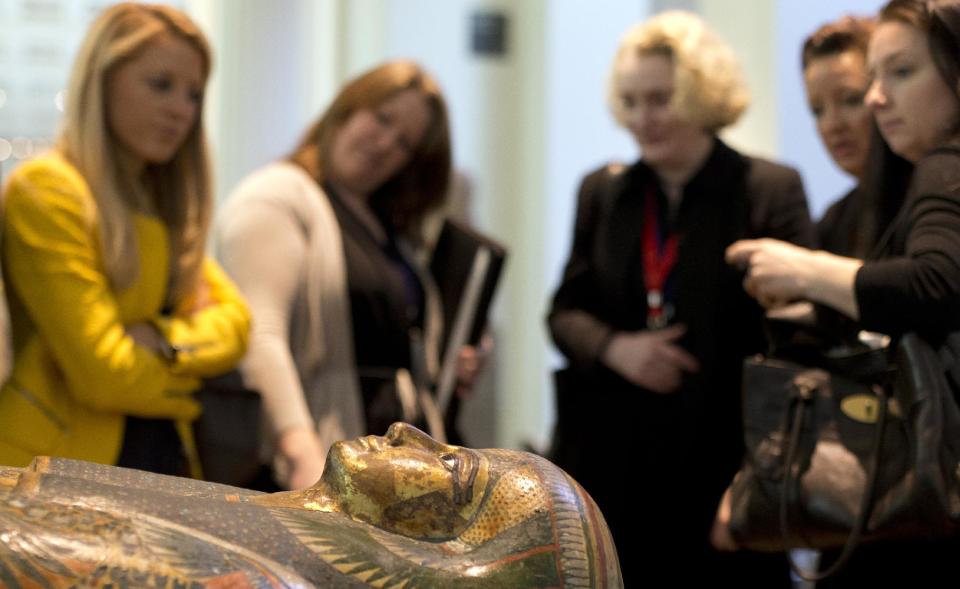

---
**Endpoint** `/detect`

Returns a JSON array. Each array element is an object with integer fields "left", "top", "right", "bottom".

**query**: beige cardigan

[{"left": 216, "top": 162, "right": 364, "bottom": 468}]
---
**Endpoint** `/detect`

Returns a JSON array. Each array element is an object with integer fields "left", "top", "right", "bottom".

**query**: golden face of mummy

[{"left": 322, "top": 422, "right": 490, "bottom": 539}]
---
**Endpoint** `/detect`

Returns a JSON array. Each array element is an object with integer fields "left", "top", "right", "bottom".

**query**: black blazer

[
  {"left": 550, "top": 140, "right": 813, "bottom": 368},
  {"left": 547, "top": 139, "right": 815, "bottom": 434},
  {"left": 547, "top": 140, "right": 812, "bottom": 588},
  {"left": 856, "top": 143, "right": 960, "bottom": 337}
]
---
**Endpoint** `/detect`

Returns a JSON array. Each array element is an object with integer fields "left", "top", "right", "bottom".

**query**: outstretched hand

[
  {"left": 277, "top": 427, "right": 326, "bottom": 490},
  {"left": 726, "top": 238, "right": 815, "bottom": 309}
]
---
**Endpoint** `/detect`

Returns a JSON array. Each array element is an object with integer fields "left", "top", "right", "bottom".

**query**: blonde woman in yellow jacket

[{"left": 0, "top": 4, "right": 249, "bottom": 476}]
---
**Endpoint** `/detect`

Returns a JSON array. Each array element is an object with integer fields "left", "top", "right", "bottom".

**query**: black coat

[{"left": 547, "top": 139, "right": 814, "bottom": 585}]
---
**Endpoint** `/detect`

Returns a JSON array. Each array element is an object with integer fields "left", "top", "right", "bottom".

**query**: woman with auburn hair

[
  {"left": 0, "top": 3, "right": 250, "bottom": 476},
  {"left": 722, "top": 0, "right": 960, "bottom": 582},
  {"left": 546, "top": 10, "right": 814, "bottom": 587},
  {"left": 218, "top": 60, "right": 481, "bottom": 492}
]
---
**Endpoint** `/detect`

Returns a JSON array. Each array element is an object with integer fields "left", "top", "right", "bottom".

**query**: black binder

[{"left": 429, "top": 219, "right": 507, "bottom": 413}]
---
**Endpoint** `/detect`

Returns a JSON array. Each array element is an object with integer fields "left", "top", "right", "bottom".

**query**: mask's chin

[{"left": 317, "top": 443, "right": 350, "bottom": 490}]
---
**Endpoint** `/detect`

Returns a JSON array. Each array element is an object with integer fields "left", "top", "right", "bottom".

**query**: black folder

[{"left": 429, "top": 219, "right": 507, "bottom": 412}]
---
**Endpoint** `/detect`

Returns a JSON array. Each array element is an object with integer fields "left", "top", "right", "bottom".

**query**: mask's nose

[{"left": 385, "top": 422, "right": 446, "bottom": 451}]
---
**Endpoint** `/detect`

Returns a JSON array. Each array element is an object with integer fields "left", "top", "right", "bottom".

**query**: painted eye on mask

[{"left": 440, "top": 453, "right": 457, "bottom": 472}]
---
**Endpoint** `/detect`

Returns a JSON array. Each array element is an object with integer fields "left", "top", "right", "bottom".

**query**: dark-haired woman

[{"left": 726, "top": 1, "right": 960, "bottom": 582}]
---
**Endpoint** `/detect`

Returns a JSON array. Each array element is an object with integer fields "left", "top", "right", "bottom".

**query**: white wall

[
  {"left": 187, "top": 0, "right": 337, "bottom": 203},
  {"left": 700, "top": 0, "right": 779, "bottom": 157}
]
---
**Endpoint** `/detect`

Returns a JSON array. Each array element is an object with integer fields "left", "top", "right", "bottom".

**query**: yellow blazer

[{"left": 0, "top": 154, "right": 250, "bottom": 471}]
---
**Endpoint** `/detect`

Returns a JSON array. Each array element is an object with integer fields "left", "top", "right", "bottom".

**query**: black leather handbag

[{"left": 728, "top": 331, "right": 960, "bottom": 579}]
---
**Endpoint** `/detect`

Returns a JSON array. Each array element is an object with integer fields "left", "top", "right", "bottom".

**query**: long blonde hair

[{"left": 57, "top": 2, "right": 212, "bottom": 306}]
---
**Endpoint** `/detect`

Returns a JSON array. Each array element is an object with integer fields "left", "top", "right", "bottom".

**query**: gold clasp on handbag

[
  {"left": 841, "top": 394, "right": 882, "bottom": 423},
  {"left": 841, "top": 388, "right": 900, "bottom": 423}
]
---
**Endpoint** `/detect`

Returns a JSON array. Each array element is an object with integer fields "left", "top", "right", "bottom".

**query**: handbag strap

[{"left": 778, "top": 372, "right": 889, "bottom": 582}]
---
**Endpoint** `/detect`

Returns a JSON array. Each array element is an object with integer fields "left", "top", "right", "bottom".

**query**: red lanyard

[{"left": 643, "top": 187, "right": 678, "bottom": 329}]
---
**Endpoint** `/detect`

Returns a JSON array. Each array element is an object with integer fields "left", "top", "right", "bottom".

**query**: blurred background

[{"left": 0, "top": 0, "right": 886, "bottom": 451}]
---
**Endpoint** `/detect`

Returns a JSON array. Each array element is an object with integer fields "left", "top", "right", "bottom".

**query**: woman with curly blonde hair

[
  {"left": 0, "top": 3, "right": 250, "bottom": 476},
  {"left": 547, "top": 11, "right": 813, "bottom": 586}
]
